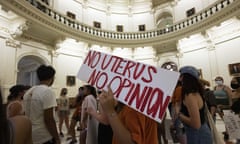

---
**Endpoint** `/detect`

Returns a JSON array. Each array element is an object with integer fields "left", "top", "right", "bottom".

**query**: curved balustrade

[
  {"left": 1, "top": 0, "right": 239, "bottom": 47},
  {"left": 26, "top": 0, "right": 234, "bottom": 40}
]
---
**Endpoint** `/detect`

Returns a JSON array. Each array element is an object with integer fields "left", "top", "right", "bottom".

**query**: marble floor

[{"left": 58, "top": 110, "right": 233, "bottom": 144}]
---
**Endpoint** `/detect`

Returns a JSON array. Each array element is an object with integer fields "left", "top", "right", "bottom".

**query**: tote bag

[{"left": 205, "top": 103, "right": 225, "bottom": 144}]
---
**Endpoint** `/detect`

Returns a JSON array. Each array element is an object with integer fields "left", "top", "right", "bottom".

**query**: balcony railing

[
  {"left": 26, "top": 0, "right": 235, "bottom": 40},
  {"left": 1, "top": 0, "right": 239, "bottom": 47}
]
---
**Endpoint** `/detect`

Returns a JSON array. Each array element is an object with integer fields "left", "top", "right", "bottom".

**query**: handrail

[
  {"left": 0, "top": 0, "right": 239, "bottom": 47},
  {"left": 26, "top": 0, "right": 235, "bottom": 39}
]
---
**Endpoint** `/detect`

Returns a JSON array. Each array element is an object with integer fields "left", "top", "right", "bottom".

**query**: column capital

[{"left": 5, "top": 38, "right": 21, "bottom": 48}]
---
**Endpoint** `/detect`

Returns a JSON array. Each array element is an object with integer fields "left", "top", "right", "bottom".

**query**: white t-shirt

[
  {"left": 57, "top": 96, "right": 69, "bottom": 111},
  {"left": 81, "top": 94, "right": 98, "bottom": 144},
  {"left": 23, "top": 85, "right": 57, "bottom": 144}
]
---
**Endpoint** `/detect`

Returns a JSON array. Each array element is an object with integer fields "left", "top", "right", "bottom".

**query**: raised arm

[
  {"left": 99, "top": 87, "right": 136, "bottom": 144},
  {"left": 87, "top": 106, "right": 109, "bottom": 125}
]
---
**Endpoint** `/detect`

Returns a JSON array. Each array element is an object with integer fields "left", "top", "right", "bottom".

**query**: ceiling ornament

[{"left": 10, "top": 21, "right": 30, "bottom": 39}]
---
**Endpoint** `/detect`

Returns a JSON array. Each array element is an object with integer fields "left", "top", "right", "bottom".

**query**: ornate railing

[{"left": 1, "top": 0, "right": 239, "bottom": 47}]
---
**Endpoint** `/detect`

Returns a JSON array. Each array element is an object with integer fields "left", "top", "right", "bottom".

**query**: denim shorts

[{"left": 184, "top": 123, "right": 212, "bottom": 144}]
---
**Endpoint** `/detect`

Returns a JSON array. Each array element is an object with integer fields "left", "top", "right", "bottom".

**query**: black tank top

[{"left": 180, "top": 99, "right": 205, "bottom": 125}]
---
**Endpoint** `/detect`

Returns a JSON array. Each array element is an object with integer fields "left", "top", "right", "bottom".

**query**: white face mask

[{"left": 215, "top": 80, "right": 223, "bottom": 85}]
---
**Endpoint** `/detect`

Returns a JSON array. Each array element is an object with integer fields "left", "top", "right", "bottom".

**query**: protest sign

[
  {"left": 77, "top": 50, "right": 179, "bottom": 123},
  {"left": 223, "top": 111, "right": 240, "bottom": 139}
]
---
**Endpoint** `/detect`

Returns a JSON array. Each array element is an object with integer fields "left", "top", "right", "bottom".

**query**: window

[
  {"left": 161, "top": 61, "right": 178, "bottom": 71},
  {"left": 139, "top": 24, "right": 145, "bottom": 31},
  {"left": 93, "top": 21, "right": 101, "bottom": 29},
  {"left": 186, "top": 8, "right": 195, "bottom": 17},
  {"left": 116, "top": 25, "right": 123, "bottom": 32},
  {"left": 66, "top": 11, "right": 76, "bottom": 19}
]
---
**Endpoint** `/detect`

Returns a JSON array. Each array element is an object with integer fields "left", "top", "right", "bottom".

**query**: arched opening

[
  {"left": 17, "top": 55, "right": 46, "bottom": 86},
  {"left": 156, "top": 12, "right": 173, "bottom": 29},
  {"left": 161, "top": 61, "right": 178, "bottom": 71}
]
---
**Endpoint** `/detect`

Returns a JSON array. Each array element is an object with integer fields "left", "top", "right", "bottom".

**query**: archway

[
  {"left": 17, "top": 55, "right": 46, "bottom": 86},
  {"left": 161, "top": 61, "right": 178, "bottom": 71},
  {"left": 156, "top": 12, "right": 173, "bottom": 29}
]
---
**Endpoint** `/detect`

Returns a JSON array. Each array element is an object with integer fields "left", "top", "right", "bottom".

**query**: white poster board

[
  {"left": 223, "top": 111, "right": 240, "bottom": 139},
  {"left": 77, "top": 50, "right": 179, "bottom": 123}
]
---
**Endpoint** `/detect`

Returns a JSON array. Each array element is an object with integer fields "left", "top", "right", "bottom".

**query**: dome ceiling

[
  {"left": 84, "top": 0, "right": 174, "bottom": 8},
  {"left": 101, "top": 0, "right": 171, "bottom": 5},
  {"left": 151, "top": 0, "right": 175, "bottom": 7}
]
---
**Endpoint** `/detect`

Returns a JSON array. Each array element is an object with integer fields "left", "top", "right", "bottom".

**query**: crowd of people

[{"left": 1, "top": 64, "right": 240, "bottom": 144}]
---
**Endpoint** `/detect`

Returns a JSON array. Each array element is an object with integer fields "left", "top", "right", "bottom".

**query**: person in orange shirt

[
  {"left": 171, "top": 82, "right": 182, "bottom": 105},
  {"left": 99, "top": 86, "right": 158, "bottom": 144}
]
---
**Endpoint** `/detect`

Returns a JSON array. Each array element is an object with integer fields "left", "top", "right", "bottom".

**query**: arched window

[{"left": 161, "top": 61, "right": 178, "bottom": 71}]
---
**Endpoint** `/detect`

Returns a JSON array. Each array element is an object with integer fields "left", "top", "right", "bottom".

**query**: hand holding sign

[
  {"left": 99, "top": 85, "right": 116, "bottom": 115},
  {"left": 77, "top": 50, "right": 179, "bottom": 123}
]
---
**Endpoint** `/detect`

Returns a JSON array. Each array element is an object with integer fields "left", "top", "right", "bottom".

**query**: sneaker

[
  {"left": 69, "top": 139, "right": 77, "bottom": 144},
  {"left": 224, "top": 133, "right": 229, "bottom": 141},
  {"left": 60, "top": 132, "right": 64, "bottom": 137},
  {"left": 66, "top": 137, "right": 72, "bottom": 141}
]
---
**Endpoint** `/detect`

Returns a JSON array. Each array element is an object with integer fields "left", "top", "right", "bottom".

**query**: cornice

[
  {"left": 0, "top": 0, "right": 239, "bottom": 48},
  {"left": 5, "top": 38, "right": 21, "bottom": 48}
]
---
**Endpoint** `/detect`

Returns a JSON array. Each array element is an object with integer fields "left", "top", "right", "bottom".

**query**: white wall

[
  {"left": 134, "top": 47, "right": 157, "bottom": 65},
  {"left": 0, "top": 38, "right": 53, "bottom": 102},
  {"left": 52, "top": 0, "right": 220, "bottom": 32},
  {"left": 1, "top": 1, "right": 240, "bottom": 101},
  {"left": 111, "top": 14, "right": 130, "bottom": 32},
  {"left": 87, "top": 8, "right": 107, "bottom": 29},
  {"left": 172, "top": 18, "right": 240, "bottom": 88},
  {"left": 180, "top": 49, "right": 213, "bottom": 82},
  {"left": 53, "top": 0, "right": 156, "bottom": 31},
  {"left": 214, "top": 37, "right": 240, "bottom": 85},
  {"left": 54, "top": 0, "right": 83, "bottom": 21},
  {"left": 0, "top": 40, "right": 16, "bottom": 85},
  {"left": 132, "top": 12, "right": 155, "bottom": 31},
  {"left": 1, "top": 25, "right": 240, "bottom": 100},
  {"left": 112, "top": 48, "right": 133, "bottom": 60},
  {"left": 55, "top": 54, "right": 83, "bottom": 98},
  {"left": 173, "top": 0, "right": 217, "bottom": 22}
]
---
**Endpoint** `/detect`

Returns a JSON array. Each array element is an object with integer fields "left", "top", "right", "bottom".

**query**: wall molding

[{"left": 0, "top": 0, "right": 239, "bottom": 48}]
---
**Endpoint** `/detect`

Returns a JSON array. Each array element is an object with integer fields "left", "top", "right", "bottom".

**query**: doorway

[{"left": 17, "top": 55, "right": 46, "bottom": 86}]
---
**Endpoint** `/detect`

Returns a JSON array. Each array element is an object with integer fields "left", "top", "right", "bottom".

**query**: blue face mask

[{"left": 215, "top": 80, "right": 223, "bottom": 85}]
